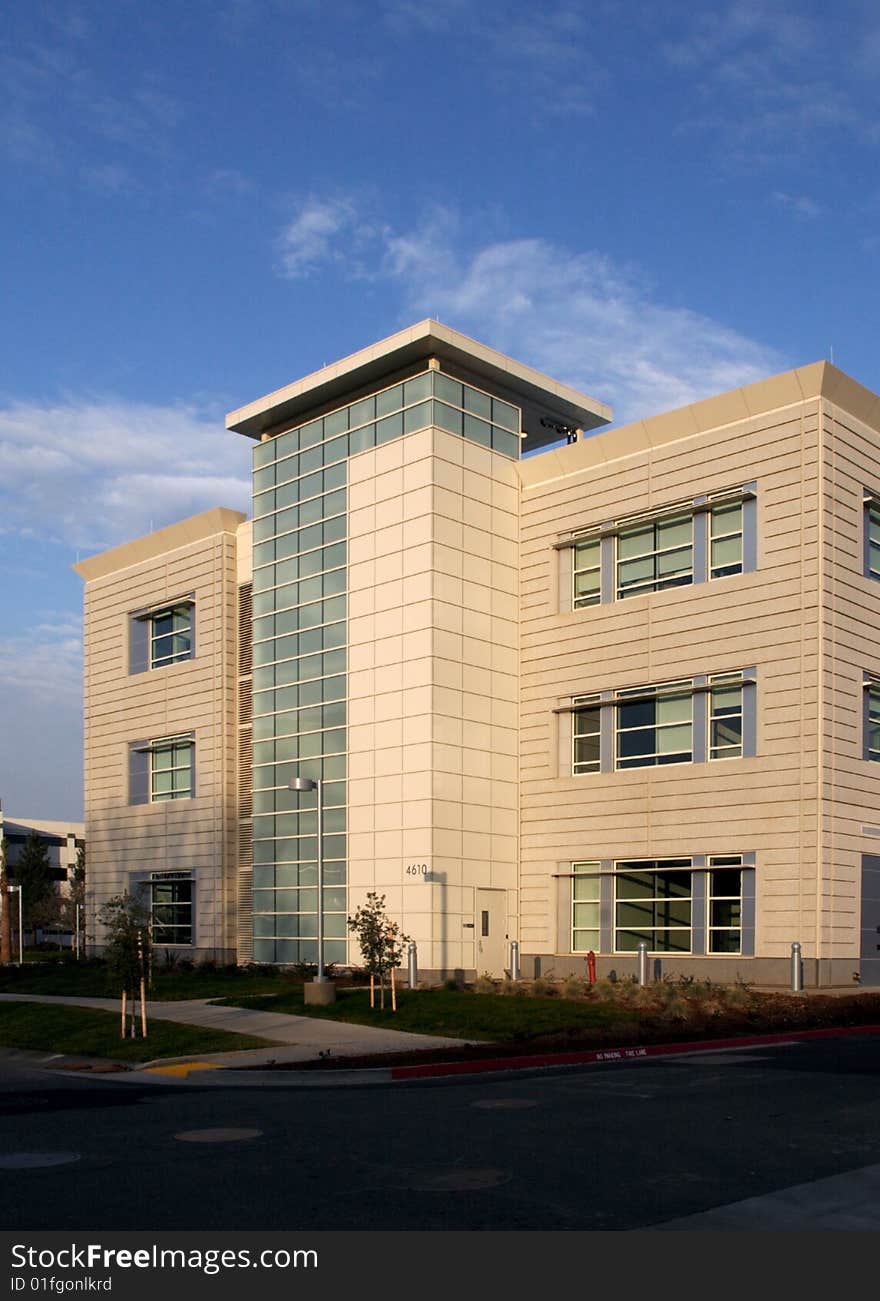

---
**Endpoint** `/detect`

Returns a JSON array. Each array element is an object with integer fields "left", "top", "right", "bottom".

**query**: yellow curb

[{"left": 143, "top": 1062, "right": 223, "bottom": 1077}]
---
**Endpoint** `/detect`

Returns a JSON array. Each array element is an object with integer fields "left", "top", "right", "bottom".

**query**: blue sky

[{"left": 1, "top": 0, "right": 878, "bottom": 820}]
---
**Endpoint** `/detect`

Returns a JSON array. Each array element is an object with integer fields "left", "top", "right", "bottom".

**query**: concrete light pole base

[{"left": 304, "top": 980, "right": 336, "bottom": 1005}]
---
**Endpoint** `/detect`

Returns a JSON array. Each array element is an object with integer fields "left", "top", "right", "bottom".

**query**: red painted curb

[{"left": 389, "top": 1022, "right": 880, "bottom": 1080}]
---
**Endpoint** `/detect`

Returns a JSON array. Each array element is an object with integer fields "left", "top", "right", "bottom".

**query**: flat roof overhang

[{"left": 225, "top": 318, "right": 612, "bottom": 450}]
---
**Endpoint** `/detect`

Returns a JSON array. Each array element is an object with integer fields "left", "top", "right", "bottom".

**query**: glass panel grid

[
  {"left": 572, "top": 696, "right": 601, "bottom": 773},
  {"left": 868, "top": 502, "right": 880, "bottom": 580},
  {"left": 149, "top": 604, "right": 192, "bottom": 668},
  {"left": 708, "top": 674, "right": 744, "bottom": 759},
  {"left": 149, "top": 874, "right": 193, "bottom": 945},
  {"left": 573, "top": 538, "right": 600, "bottom": 608},
  {"left": 613, "top": 859, "right": 693, "bottom": 953},
  {"left": 148, "top": 737, "right": 193, "bottom": 801},
  {"left": 710, "top": 501, "right": 744, "bottom": 578},
  {"left": 616, "top": 515, "right": 693, "bottom": 599},
  {"left": 867, "top": 683, "right": 880, "bottom": 761},
  {"left": 615, "top": 683, "right": 693, "bottom": 769},
  {"left": 707, "top": 856, "right": 743, "bottom": 953},
  {"left": 571, "top": 862, "right": 600, "bottom": 952}
]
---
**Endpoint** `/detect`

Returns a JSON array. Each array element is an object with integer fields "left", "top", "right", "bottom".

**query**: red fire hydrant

[{"left": 586, "top": 950, "right": 597, "bottom": 985}]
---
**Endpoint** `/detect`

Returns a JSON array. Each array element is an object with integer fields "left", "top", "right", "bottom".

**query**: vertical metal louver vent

[{"left": 236, "top": 581, "right": 254, "bottom": 962}]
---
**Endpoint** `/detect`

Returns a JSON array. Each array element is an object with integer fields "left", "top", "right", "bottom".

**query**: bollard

[
  {"left": 637, "top": 940, "right": 649, "bottom": 986},
  {"left": 509, "top": 940, "right": 520, "bottom": 981},
  {"left": 790, "top": 941, "right": 803, "bottom": 992},
  {"left": 407, "top": 941, "right": 418, "bottom": 989}
]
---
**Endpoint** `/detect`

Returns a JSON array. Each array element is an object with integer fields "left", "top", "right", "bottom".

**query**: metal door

[
  {"left": 475, "top": 889, "right": 507, "bottom": 977},
  {"left": 860, "top": 855, "right": 880, "bottom": 986}
]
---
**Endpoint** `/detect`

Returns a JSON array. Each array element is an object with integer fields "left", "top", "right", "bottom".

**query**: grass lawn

[
  {"left": 0, "top": 959, "right": 302, "bottom": 1002},
  {"left": 218, "top": 985, "right": 639, "bottom": 1040},
  {"left": 0, "top": 1001, "right": 276, "bottom": 1064}
]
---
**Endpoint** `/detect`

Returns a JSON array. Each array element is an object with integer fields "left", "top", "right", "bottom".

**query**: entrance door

[
  {"left": 475, "top": 889, "right": 507, "bottom": 977},
  {"left": 860, "top": 855, "right": 880, "bottom": 986}
]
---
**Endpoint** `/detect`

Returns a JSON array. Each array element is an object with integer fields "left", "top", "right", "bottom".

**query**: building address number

[{"left": 405, "top": 863, "right": 430, "bottom": 877}]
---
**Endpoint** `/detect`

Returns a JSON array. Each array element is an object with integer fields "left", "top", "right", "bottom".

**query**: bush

[{"left": 474, "top": 973, "right": 497, "bottom": 995}]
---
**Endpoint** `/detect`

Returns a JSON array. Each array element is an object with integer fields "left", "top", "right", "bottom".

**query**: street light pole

[
  {"left": 289, "top": 775, "right": 335, "bottom": 1004},
  {"left": 7, "top": 886, "right": 23, "bottom": 967}
]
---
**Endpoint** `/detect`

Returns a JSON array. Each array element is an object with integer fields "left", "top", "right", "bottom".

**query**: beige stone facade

[
  {"left": 75, "top": 323, "right": 880, "bottom": 986},
  {"left": 75, "top": 508, "right": 246, "bottom": 960}
]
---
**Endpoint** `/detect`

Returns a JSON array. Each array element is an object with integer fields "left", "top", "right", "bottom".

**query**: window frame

[
  {"left": 564, "top": 485, "right": 756, "bottom": 610},
  {"left": 864, "top": 495, "right": 880, "bottom": 582},
  {"left": 130, "top": 598, "right": 195, "bottom": 674},
  {"left": 706, "top": 855, "right": 744, "bottom": 954},
  {"left": 613, "top": 858, "right": 694, "bottom": 954},
  {"left": 567, "top": 854, "right": 752, "bottom": 957},
  {"left": 562, "top": 669, "right": 756, "bottom": 776},
  {"left": 615, "top": 681, "right": 694, "bottom": 770},
  {"left": 864, "top": 676, "right": 880, "bottom": 762},
  {"left": 129, "top": 733, "right": 195, "bottom": 805},
  {"left": 708, "top": 673, "right": 744, "bottom": 761},
  {"left": 615, "top": 513, "right": 694, "bottom": 600},
  {"left": 149, "top": 871, "right": 194, "bottom": 946}
]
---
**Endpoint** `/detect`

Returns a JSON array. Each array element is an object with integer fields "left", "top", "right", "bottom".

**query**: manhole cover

[
  {"left": 0, "top": 1152, "right": 81, "bottom": 1169},
  {"left": 471, "top": 1098, "right": 538, "bottom": 1110},
  {"left": 405, "top": 1168, "right": 511, "bottom": 1192},
  {"left": 174, "top": 1128, "right": 262, "bottom": 1143}
]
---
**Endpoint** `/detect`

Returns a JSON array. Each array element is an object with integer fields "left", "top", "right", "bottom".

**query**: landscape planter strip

[{"left": 388, "top": 1022, "right": 880, "bottom": 1080}]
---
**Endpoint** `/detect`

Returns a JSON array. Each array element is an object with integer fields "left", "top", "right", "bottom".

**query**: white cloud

[
  {"left": 0, "top": 398, "right": 251, "bottom": 552},
  {"left": 278, "top": 199, "right": 785, "bottom": 421},
  {"left": 277, "top": 195, "right": 377, "bottom": 279},
  {"left": 0, "top": 613, "right": 82, "bottom": 705},
  {"left": 773, "top": 191, "right": 826, "bottom": 219},
  {"left": 660, "top": 2, "right": 873, "bottom": 160}
]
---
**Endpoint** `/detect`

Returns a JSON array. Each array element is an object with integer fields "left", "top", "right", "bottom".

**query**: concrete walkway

[{"left": 0, "top": 992, "right": 470, "bottom": 1069}]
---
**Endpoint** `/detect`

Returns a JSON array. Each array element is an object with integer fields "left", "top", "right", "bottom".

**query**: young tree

[
  {"left": 98, "top": 892, "right": 152, "bottom": 1038},
  {"left": 14, "top": 831, "right": 58, "bottom": 941},
  {"left": 347, "top": 892, "right": 411, "bottom": 1011},
  {"left": 60, "top": 843, "right": 87, "bottom": 957}
]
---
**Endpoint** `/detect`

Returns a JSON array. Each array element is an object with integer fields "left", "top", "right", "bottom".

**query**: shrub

[{"left": 473, "top": 973, "right": 497, "bottom": 995}]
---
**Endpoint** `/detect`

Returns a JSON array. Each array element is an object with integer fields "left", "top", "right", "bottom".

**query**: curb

[{"left": 387, "top": 1021, "right": 880, "bottom": 1080}]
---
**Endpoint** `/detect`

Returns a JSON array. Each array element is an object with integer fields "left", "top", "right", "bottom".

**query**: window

[
  {"left": 707, "top": 857, "right": 743, "bottom": 953},
  {"left": 709, "top": 502, "right": 743, "bottom": 578},
  {"left": 565, "top": 487, "right": 756, "bottom": 609},
  {"left": 617, "top": 514, "right": 693, "bottom": 599},
  {"left": 129, "top": 734, "right": 195, "bottom": 804},
  {"left": 708, "top": 674, "right": 744, "bottom": 759},
  {"left": 149, "top": 872, "right": 193, "bottom": 945},
  {"left": 565, "top": 670, "right": 755, "bottom": 774},
  {"left": 865, "top": 678, "right": 880, "bottom": 762},
  {"left": 572, "top": 862, "right": 600, "bottom": 952},
  {"left": 615, "top": 859, "right": 693, "bottom": 952},
  {"left": 616, "top": 681, "right": 693, "bottom": 768},
  {"left": 569, "top": 856, "right": 750, "bottom": 956},
  {"left": 572, "top": 695, "right": 601, "bottom": 773},
  {"left": 130, "top": 600, "right": 194, "bottom": 674},
  {"left": 573, "top": 539, "right": 601, "bottom": 609},
  {"left": 865, "top": 498, "right": 880, "bottom": 580}
]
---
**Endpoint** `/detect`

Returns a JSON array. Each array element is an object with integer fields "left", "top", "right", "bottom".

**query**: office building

[{"left": 75, "top": 321, "right": 880, "bottom": 986}]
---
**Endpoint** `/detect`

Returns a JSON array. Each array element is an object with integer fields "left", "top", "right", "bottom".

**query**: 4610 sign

[{"left": 405, "top": 863, "right": 430, "bottom": 878}]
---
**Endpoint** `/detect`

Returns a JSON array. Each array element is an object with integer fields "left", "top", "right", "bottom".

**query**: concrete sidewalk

[{"left": 0, "top": 991, "right": 470, "bottom": 1070}]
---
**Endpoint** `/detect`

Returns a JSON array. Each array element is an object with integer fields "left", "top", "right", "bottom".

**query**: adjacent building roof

[{"left": 73, "top": 507, "right": 247, "bottom": 582}]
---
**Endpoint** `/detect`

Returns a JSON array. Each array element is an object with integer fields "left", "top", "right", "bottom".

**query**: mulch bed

[{"left": 262, "top": 990, "right": 880, "bottom": 1071}]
